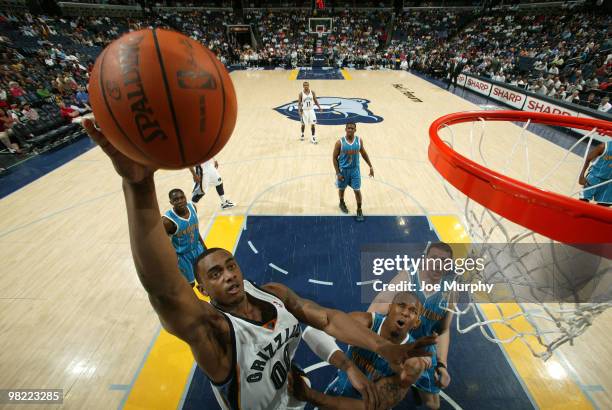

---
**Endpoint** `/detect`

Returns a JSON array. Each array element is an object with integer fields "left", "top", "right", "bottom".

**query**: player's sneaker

[
  {"left": 221, "top": 200, "right": 236, "bottom": 210},
  {"left": 339, "top": 201, "right": 349, "bottom": 214},
  {"left": 300, "top": 134, "right": 304, "bottom": 141},
  {"left": 311, "top": 136, "right": 317, "bottom": 144},
  {"left": 355, "top": 209, "right": 365, "bottom": 222},
  {"left": 192, "top": 193, "right": 204, "bottom": 203}
]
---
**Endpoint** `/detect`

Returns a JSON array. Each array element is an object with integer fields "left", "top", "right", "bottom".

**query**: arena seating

[{"left": 0, "top": 1, "right": 609, "bottom": 171}]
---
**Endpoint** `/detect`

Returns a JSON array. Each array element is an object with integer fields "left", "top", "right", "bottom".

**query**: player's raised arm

[
  {"left": 263, "top": 283, "right": 436, "bottom": 368},
  {"left": 83, "top": 119, "right": 228, "bottom": 355}
]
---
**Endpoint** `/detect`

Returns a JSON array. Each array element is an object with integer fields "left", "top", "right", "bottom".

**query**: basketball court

[{"left": 0, "top": 69, "right": 610, "bottom": 409}]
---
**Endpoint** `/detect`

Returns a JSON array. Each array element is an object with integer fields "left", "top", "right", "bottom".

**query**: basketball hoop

[
  {"left": 428, "top": 110, "right": 612, "bottom": 360},
  {"left": 316, "top": 26, "right": 325, "bottom": 39}
]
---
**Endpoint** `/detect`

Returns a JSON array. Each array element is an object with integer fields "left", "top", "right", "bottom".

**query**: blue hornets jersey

[
  {"left": 163, "top": 202, "right": 201, "bottom": 254},
  {"left": 588, "top": 141, "right": 612, "bottom": 181},
  {"left": 338, "top": 136, "right": 361, "bottom": 169},
  {"left": 325, "top": 313, "right": 413, "bottom": 399},
  {"left": 411, "top": 271, "right": 452, "bottom": 339}
]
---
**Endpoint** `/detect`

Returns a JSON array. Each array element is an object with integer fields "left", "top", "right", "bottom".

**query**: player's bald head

[{"left": 392, "top": 291, "right": 418, "bottom": 305}]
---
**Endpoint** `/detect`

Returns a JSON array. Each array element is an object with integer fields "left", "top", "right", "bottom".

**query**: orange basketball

[{"left": 88, "top": 29, "right": 237, "bottom": 169}]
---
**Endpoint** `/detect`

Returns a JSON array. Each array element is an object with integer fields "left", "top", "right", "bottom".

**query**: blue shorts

[
  {"left": 582, "top": 174, "right": 612, "bottom": 204},
  {"left": 177, "top": 245, "right": 204, "bottom": 284},
  {"left": 336, "top": 167, "right": 361, "bottom": 190}
]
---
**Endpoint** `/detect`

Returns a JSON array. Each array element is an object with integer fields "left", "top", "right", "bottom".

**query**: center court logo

[{"left": 274, "top": 97, "right": 384, "bottom": 125}]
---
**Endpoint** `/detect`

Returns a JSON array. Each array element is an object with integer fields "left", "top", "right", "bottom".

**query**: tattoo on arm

[{"left": 377, "top": 376, "right": 409, "bottom": 408}]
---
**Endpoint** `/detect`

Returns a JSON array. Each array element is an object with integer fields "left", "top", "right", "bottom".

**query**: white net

[{"left": 434, "top": 113, "right": 612, "bottom": 360}]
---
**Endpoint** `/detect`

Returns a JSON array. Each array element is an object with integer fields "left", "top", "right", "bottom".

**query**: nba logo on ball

[{"left": 274, "top": 97, "right": 383, "bottom": 125}]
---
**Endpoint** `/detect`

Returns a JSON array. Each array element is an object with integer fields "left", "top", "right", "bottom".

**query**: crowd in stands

[
  {"left": 0, "top": 3, "right": 610, "bottom": 170},
  {"left": 440, "top": 10, "right": 611, "bottom": 112}
]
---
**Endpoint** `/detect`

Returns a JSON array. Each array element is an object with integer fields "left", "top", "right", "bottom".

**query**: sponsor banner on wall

[
  {"left": 489, "top": 85, "right": 526, "bottom": 109},
  {"left": 457, "top": 74, "right": 610, "bottom": 141},
  {"left": 464, "top": 76, "right": 491, "bottom": 96},
  {"left": 523, "top": 96, "right": 578, "bottom": 116}
]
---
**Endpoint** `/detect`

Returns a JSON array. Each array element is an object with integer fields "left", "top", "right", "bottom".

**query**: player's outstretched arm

[
  {"left": 264, "top": 283, "right": 436, "bottom": 368},
  {"left": 83, "top": 120, "right": 228, "bottom": 361},
  {"left": 303, "top": 319, "right": 379, "bottom": 410}
]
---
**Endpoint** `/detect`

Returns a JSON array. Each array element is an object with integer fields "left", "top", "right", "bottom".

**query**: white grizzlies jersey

[
  {"left": 211, "top": 280, "right": 302, "bottom": 410},
  {"left": 301, "top": 91, "right": 315, "bottom": 111}
]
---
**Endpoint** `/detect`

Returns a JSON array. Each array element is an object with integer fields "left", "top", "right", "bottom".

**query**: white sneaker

[
  {"left": 300, "top": 134, "right": 304, "bottom": 141},
  {"left": 221, "top": 200, "right": 236, "bottom": 210},
  {"left": 311, "top": 136, "right": 317, "bottom": 144}
]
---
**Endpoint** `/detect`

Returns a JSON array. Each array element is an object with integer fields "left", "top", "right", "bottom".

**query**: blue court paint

[
  {"left": 0, "top": 134, "right": 94, "bottom": 199},
  {"left": 181, "top": 216, "right": 535, "bottom": 410},
  {"left": 297, "top": 68, "right": 344, "bottom": 80},
  {"left": 109, "top": 384, "right": 130, "bottom": 391}
]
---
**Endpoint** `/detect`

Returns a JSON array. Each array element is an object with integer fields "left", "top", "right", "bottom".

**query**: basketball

[{"left": 88, "top": 28, "right": 237, "bottom": 169}]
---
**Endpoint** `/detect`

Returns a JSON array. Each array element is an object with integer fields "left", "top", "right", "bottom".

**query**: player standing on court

[
  {"left": 189, "top": 158, "right": 235, "bottom": 210},
  {"left": 333, "top": 122, "right": 374, "bottom": 222},
  {"left": 162, "top": 188, "right": 206, "bottom": 287},
  {"left": 298, "top": 81, "right": 322, "bottom": 144}
]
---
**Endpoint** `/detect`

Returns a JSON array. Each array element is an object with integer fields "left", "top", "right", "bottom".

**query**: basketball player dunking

[
  {"left": 189, "top": 158, "right": 235, "bottom": 210},
  {"left": 298, "top": 81, "right": 322, "bottom": 144},
  {"left": 333, "top": 122, "right": 374, "bottom": 222},
  {"left": 162, "top": 188, "right": 206, "bottom": 286},
  {"left": 83, "top": 119, "right": 436, "bottom": 410}
]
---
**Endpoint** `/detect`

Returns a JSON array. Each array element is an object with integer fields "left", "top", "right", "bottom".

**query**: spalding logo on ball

[{"left": 89, "top": 29, "right": 237, "bottom": 169}]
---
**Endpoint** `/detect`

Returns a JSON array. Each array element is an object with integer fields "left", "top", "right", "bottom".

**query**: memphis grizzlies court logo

[{"left": 274, "top": 97, "right": 383, "bottom": 125}]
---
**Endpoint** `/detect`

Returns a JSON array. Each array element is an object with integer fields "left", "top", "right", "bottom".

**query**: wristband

[
  {"left": 302, "top": 326, "right": 340, "bottom": 363},
  {"left": 436, "top": 361, "right": 446, "bottom": 370}
]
